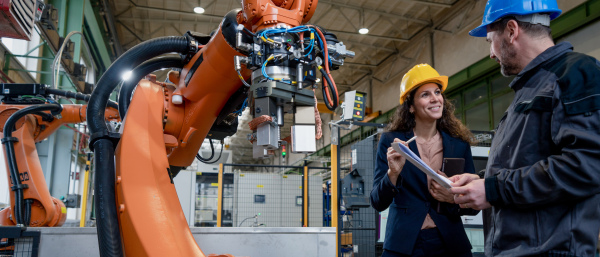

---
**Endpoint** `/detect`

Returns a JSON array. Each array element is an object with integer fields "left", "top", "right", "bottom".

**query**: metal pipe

[
  {"left": 325, "top": 29, "right": 410, "bottom": 42},
  {"left": 79, "top": 154, "right": 91, "bottom": 227},
  {"left": 69, "top": 131, "right": 82, "bottom": 195},
  {"left": 223, "top": 163, "right": 332, "bottom": 169},
  {"left": 102, "top": 0, "right": 124, "bottom": 56},
  {"left": 296, "top": 62, "right": 303, "bottom": 86}
]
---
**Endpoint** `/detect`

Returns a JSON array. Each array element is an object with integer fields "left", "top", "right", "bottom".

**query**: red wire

[{"left": 308, "top": 25, "right": 339, "bottom": 107}]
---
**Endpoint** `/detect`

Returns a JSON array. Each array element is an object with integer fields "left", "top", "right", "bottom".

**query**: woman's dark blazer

[{"left": 370, "top": 130, "right": 479, "bottom": 255}]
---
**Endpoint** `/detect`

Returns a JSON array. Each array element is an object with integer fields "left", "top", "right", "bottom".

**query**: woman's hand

[
  {"left": 387, "top": 138, "right": 406, "bottom": 186},
  {"left": 429, "top": 171, "right": 455, "bottom": 203}
]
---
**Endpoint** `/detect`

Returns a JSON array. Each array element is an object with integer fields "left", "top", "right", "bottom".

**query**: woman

[{"left": 371, "top": 64, "right": 479, "bottom": 257}]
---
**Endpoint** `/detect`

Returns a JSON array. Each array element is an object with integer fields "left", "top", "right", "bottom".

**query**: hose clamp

[
  {"left": 1, "top": 137, "right": 19, "bottom": 144},
  {"left": 88, "top": 131, "right": 121, "bottom": 151},
  {"left": 184, "top": 39, "right": 199, "bottom": 63}
]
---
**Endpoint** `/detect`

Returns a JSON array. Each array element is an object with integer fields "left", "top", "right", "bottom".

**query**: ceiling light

[
  {"left": 122, "top": 71, "right": 132, "bottom": 81},
  {"left": 194, "top": 7, "right": 205, "bottom": 14},
  {"left": 358, "top": 28, "right": 369, "bottom": 34}
]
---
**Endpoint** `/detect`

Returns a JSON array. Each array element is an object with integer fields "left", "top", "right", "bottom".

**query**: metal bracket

[{"left": 331, "top": 125, "right": 339, "bottom": 146}]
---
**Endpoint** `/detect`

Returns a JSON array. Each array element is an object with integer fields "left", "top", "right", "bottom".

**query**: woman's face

[{"left": 410, "top": 83, "right": 444, "bottom": 123}]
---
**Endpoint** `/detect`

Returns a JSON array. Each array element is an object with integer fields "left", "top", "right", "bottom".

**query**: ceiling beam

[
  {"left": 326, "top": 29, "right": 409, "bottom": 42},
  {"left": 344, "top": 40, "right": 396, "bottom": 53},
  {"left": 117, "top": 17, "right": 214, "bottom": 26},
  {"left": 101, "top": 0, "right": 124, "bottom": 56},
  {"left": 115, "top": 18, "right": 411, "bottom": 44},
  {"left": 126, "top": 0, "right": 224, "bottom": 19},
  {"left": 397, "top": 0, "right": 453, "bottom": 8},
  {"left": 117, "top": 21, "right": 144, "bottom": 42},
  {"left": 345, "top": 62, "right": 378, "bottom": 68},
  {"left": 432, "top": 0, "right": 476, "bottom": 29},
  {"left": 319, "top": 0, "right": 430, "bottom": 25}
]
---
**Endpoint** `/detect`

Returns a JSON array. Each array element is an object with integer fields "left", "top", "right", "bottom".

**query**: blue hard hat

[{"left": 469, "top": 0, "right": 562, "bottom": 37}]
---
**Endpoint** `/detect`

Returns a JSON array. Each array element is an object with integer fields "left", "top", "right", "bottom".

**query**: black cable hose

[
  {"left": 320, "top": 72, "right": 338, "bottom": 111},
  {"left": 196, "top": 141, "right": 224, "bottom": 164},
  {"left": 321, "top": 82, "right": 334, "bottom": 111},
  {"left": 198, "top": 147, "right": 224, "bottom": 164},
  {"left": 86, "top": 36, "right": 190, "bottom": 257},
  {"left": 88, "top": 36, "right": 189, "bottom": 134},
  {"left": 45, "top": 88, "right": 119, "bottom": 110},
  {"left": 196, "top": 139, "right": 215, "bottom": 162},
  {"left": 6, "top": 131, "right": 23, "bottom": 224},
  {"left": 46, "top": 88, "right": 91, "bottom": 102},
  {"left": 92, "top": 139, "right": 121, "bottom": 257},
  {"left": 24, "top": 199, "right": 32, "bottom": 226},
  {"left": 2, "top": 104, "right": 62, "bottom": 225},
  {"left": 32, "top": 111, "right": 54, "bottom": 122},
  {"left": 117, "top": 57, "right": 184, "bottom": 118}
]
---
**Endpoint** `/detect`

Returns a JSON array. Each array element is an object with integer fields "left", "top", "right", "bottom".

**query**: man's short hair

[{"left": 489, "top": 16, "right": 552, "bottom": 39}]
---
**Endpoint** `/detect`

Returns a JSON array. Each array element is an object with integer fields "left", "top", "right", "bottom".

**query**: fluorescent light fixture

[
  {"left": 358, "top": 28, "right": 369, "bottom": 34},
  {"left": 122, "top": 71, "right": 132, "bottom": 81},
  {"left": 194, "top": 7, "right": 205, "bottom": 14}
]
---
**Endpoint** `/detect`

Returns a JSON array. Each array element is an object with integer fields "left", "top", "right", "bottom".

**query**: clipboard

[{"left": 391, "top": 142, "right": 453, "bottom": 189}]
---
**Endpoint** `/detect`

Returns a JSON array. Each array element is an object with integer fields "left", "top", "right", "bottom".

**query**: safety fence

[
  {"left": 335, "top": 125, "right": 382, "bottom": 257},
  {"left": 0, "top": 226, "right": 41, "bottom": 257}
]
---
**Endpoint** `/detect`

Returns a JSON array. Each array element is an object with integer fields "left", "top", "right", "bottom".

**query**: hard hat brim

[
  {"left": 399, "top": 76, "right": 448, "bottom": 104},
  {"left": 469, "top": 25, "right": 488, "bottom": 37}
]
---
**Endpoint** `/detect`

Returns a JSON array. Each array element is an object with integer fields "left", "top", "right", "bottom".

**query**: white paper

[{"left": 392, "top": 142, "right": 453, "bottom": 188}]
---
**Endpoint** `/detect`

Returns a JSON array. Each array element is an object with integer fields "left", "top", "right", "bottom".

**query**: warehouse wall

[
  {"left": 558, "top": 18, "right": 600, "bottom": 59},
  {"left": 363, "top": 0, "right": 587, "bottom": 116},
  {"left": 294, "top": 0, "right": 598, "bottom": 167}
]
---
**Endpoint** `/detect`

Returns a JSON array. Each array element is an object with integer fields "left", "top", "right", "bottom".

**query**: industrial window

[
  {"left": 448, "top": 73, "right": 515, "bottom": 131},
  {"left": 1, "top": 33, "right": 42, "bottom": 82}
]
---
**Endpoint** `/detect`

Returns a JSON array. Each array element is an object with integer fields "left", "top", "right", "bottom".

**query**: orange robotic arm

[
  {"left": 0, "top": 103, "right": 119, "bottom": 227},
  {"left": 87, "top": 1, "right": 352, "bottom": 256}
]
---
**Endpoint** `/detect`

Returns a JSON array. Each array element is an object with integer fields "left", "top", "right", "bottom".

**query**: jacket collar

[
  {"left": 441, "top": 131, "right": 457, "bottom": 159},
  {"left": 509, "top": 42, "right": 573, "bottom": 89}
]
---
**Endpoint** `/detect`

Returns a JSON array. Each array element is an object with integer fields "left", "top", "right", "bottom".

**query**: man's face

[{"left": 487, "top": 28, "right": 520, "bottom": 76}]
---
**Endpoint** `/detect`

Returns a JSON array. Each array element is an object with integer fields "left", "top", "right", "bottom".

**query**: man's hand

[
  {"left": 449, "top": 173, "right": 481, "bottom": 187},
  {"left": 449, "top": 178, "right": 491, "bottom": 210},
  {"left": 387, "top": 138, "right": 406, "bottom": 186},
  {"left": 429, "top": 171, "right": 454, "bottom": 203}
]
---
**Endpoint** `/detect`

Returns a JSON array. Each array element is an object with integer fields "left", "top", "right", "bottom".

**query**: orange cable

[{"left": 307, "top": 25, "right": 339, "bottom": 107}]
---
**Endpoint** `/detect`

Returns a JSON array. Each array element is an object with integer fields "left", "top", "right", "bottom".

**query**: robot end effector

[{"left": 232, "top": 22, "right": 355, "bottom": 158}]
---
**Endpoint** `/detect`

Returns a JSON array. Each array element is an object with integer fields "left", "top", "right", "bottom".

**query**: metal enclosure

[{"left": 28, "top": 227, "right": 336, "bottom": 257}]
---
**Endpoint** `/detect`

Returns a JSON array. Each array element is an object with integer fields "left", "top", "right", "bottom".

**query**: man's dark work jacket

[
  {"left": 484, "top": 42, "right": 600, "bottom": 257},
  {"left": 371, "top": 130, "right": 479, "bottom": 255}
]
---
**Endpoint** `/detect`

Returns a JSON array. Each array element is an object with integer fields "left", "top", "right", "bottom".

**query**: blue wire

[
  {"left": 234, "top": 98, "right": 248, "bottom": 116},
  {"left": 304, "top": 39, "right": 314, "bottom": 57},
  {"left": 259, "top": 25, "right": 331, "bottom": 83}
]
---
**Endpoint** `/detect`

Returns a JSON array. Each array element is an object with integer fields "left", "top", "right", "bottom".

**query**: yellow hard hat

[{"left": 399, "top": 64, "right": 448, "bottom": 104}]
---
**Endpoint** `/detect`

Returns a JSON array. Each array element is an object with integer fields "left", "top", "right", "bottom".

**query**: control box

[{"left": 342, "top": 90, "right": 366, "bottom": 121}]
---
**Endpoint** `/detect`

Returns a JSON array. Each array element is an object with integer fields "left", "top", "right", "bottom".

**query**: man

[{"left": 449, "top": 0, "right": 600, "bottom": 256}]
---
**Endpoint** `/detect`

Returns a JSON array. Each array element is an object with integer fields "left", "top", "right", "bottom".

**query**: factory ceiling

[{"left": 103, "top": 0, "right": 485, "bottom": 164}]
